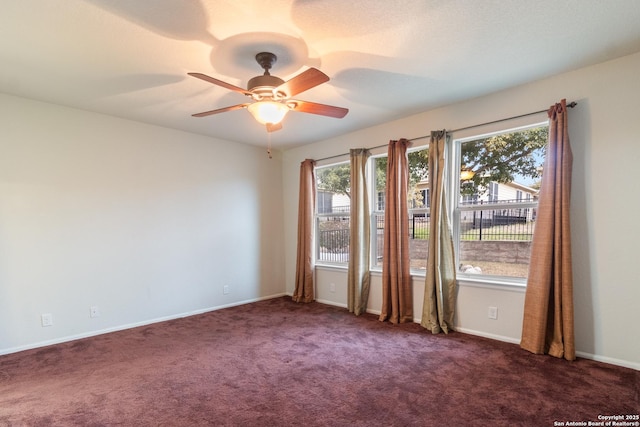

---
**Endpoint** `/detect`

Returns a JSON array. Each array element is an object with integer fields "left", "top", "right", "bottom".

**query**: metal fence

[
  {"left": 317, "top": 209, "right": 535, "bottom": 263},
  {"left": 317, "top": 214, "right": 350, "bottom": 263},
  {"left": 459, "top": 208, "right": 535, "bottom": 241},
  {"left": 375, "top": 213, "right": 430, "bottom": 238},
  {"left": 317, "top": 228, "right": 350, "bottom": 263}
]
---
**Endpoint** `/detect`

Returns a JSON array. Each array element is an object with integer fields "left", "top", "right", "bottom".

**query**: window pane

[
  {"left": 372, "top": 156, "right": 386, "bottom": 268},
  {"left": 373, "top": 212, "right": 384, "bottom": 266},
  {"left": 372, "top": 148, "right": 429, "bottom": 271},
  {"left": 456, "top": 125, "right": 547, "bottom": 279},
  {"left": 459, "top": 208, "right": 535, "bottom": 278},
  {"left": 408, "top": 149, "right": 429, "bottom": 271},
  {"left": 315, "top": 163, "right": 350, "bottom": 265},
  {"left": 317, "top": 215, "right": 350, "bottom": 263},
  {"left": 409, "top": 212, "right": 429, "bottom": 270}
]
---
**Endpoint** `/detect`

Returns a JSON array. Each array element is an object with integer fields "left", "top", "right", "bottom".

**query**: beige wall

[
  {"left": 282, "top": 52, "right": 640, "bottom": 369},
  {"left": 0, "top": 94, "right": 285, "bottom": 354}
]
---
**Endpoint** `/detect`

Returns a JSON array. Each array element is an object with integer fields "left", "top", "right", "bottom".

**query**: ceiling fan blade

[
  {"left": 188, "top": 72, "right": 251, "bottom": 96},
  {"left": 266, "top": 122, "right": 283, "bottom": 133},
  {"left": 290, "top": 100, "right": 348, "bottom": 118},
  {"left": 192, "top": 103, "right": 250, "bottom": 117},
  {"left": 275, "top": 68, "right": 329, "bottom": 98}
]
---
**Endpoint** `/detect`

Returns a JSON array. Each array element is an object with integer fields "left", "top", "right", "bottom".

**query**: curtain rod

[
  {"left": 315, "top": 143, "right": 389, "bottom": 163},
  {"left": 314, "top": 101, "right": 577, "bottom": 162},
  {"left": 408, "top": 101, "right": 578, "bottom": 142}
]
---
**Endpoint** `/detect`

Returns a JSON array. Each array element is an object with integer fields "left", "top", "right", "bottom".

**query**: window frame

[
  {"left": 449, "top": 121, "right": 548, "bottom": 287},
  {"left": 314, "top": 160, "right": 351, "bottom": 267}
]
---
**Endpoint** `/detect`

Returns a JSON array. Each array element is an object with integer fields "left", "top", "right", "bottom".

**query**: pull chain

[{"left": 267, "top": 130, "right": 272, "bottom": 159}]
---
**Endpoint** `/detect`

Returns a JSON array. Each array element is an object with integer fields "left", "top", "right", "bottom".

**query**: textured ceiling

[{"left": 2, "top": 0, "right": 640, "bottom": 150}]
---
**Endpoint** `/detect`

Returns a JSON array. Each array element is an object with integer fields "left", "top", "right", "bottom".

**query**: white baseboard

[
  {"left": 0, "top": 293, "right": 287, "bottom": 357},
  {"left": 453, "top": 326, "right": 521, "bottom": 344},
  {"left": 575, "top": 351, "right": 639, "bottom": 371},
  {"left": 315, "top": 298, "right": 347, "bottom": 309}
]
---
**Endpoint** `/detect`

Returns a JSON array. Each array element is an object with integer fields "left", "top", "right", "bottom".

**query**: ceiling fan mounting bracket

[{"left": 255, "top": 52, "right": 277, "bottom": 75}]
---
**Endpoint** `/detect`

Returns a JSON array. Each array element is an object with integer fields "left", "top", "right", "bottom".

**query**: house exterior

[
  {"left": 317, "top": 190, "right": 350, "bottom": 214},
  {"left": 459, "top": 181, "right": 539, "bottom": 227}
]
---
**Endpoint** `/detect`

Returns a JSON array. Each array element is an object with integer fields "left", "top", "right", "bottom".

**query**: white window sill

[
  {"left": 457, "top": 275, "right": 527, "bottom": 292},
  {"left": 315, "top": 263, "right": 348, "bottom": 272}
]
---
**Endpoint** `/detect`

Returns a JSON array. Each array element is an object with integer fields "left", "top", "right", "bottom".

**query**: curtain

[
  {"left": 379, "top": 139, "right": 413, "bottom": 324},
  {"left": 520, "top": 99, "right": 575, "bottom": 360},
  {"left": 348, "top": 149, "right": 371, "bottom": 315},
  {"left": 421, "top": 130, "right": 457, "bottom": 334},
  {"left": 293, "top": 159, "right": 316, "bottom": 303}
]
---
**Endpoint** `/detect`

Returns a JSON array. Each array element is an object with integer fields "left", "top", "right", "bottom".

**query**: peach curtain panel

[
  {"left": 347, "top": 149, "right": 371, "bottom": 315},
  {"left": 421, "top": 130, "right": 457, "bottom": 334},
  {"left": 293, "top": 159, "right": 316, "bottom": 303},
  {"left": 520, "top": 99, "right": 575, "bottom": 360},
  {"left": 379, "top": 139, "right": 413, "bottom": 324}
]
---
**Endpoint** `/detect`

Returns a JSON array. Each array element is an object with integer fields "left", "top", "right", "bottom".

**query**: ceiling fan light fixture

[{"left": 247, "top": 101, "right": 289, "bottom": 125}]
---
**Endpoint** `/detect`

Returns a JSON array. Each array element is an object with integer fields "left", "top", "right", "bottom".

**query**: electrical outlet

[
  {"left": 41, "top": 313, "right": 53, "bottom": 327},
  {"left": 223, "top": 285, "right": 229, "bottom": 295},
  {"left": 488, "top": 306, "right": 498, "bottom": 320},
  {"left": 90, "top": 306, "right": 100, "bottom": 318},
  {"left": 329, "top": 283, "right": 336, "bottom": 293}
]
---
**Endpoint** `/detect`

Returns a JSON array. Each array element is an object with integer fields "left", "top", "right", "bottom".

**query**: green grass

[{"left": 412, "top": 229, "right": 430, "bottom": 239}]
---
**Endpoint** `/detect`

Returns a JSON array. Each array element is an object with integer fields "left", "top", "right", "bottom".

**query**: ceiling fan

[{"left": 188, "top": 52, "right": 348, "bottom": 133}]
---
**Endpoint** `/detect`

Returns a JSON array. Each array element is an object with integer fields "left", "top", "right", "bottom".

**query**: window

[
  {"left": 453, "top": 124, "right": 547, "bottom": 281},
  {"left": 315, "top": 162, "right": 350, "bottom": 265},
  {"left": 489, "top": 182, "right": 499, "bottom": 202},
  {"left": 371, "top": 147, "right": 429, "bottom": 271}
]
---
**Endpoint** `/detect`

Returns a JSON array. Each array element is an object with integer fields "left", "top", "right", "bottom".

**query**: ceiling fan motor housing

[
  {"left": 247, "top": 74, "right": 285, "bottom": 99},
  {"left": 248, "top": 52, "right": 287, "bottom": 100}
]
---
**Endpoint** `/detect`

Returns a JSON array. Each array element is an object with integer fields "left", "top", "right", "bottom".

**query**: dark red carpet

[{"left": 1, "top": 297, "right": 637, "bottom": 426}]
